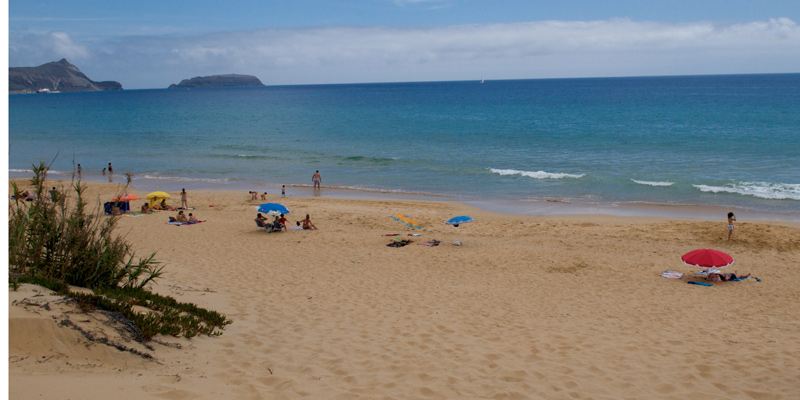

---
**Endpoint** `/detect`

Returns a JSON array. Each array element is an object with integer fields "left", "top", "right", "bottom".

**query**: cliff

[
  {"left": 168, "top": 74, "right": 265, "bottom": 89},
  {"left": 9, "top": 59, "right": 122, "bottom": 93}
]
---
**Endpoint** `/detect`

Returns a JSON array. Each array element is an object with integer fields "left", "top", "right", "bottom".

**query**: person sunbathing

[
  {"left": 175, "top": 210, "right": 188, "bottom": 223},
  {"left": 255, "top": 213, "right": 269, "bottom": 228},
  {"left": 153, "top": 199, "right": 175, "bottom": 211},
  {"left": 302, "top": 214, "right": 318, "bottom": 230},
  {"left": 707, "top": 272, "right": 751, "bottom": 282},
  {"left": 188, "top": 213, "right": 199, "bottom": 224},
  {"left": 141, "top": 203, "right": 152, "bottom": 214}
]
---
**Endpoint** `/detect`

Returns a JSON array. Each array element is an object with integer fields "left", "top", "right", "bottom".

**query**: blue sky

[{"left": 10, "top": 1, "right": 800, "bottom": 88}]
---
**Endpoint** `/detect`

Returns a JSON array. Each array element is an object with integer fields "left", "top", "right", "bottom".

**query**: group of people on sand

[
  {"left": 255, "top": 212, "right": 317, "bottom": 232},
  {"left": 249, "top": 185, "right": 289, "bottom": 201},
  {"left": 170, "top": 210, "right": 200, "bottom": 224}
]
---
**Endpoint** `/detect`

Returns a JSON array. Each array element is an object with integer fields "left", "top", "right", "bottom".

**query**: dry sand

[{"left": 9, "top": 182, "right": 800, "bottom": 399}]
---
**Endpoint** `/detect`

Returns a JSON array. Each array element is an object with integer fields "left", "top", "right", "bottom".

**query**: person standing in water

[
  {"left": 727, "top": 212, "right": 737, "bottom": 240},
  {"left": 180, "top": 188, "right": 188, "bottom": 209},
  {"left": 281, "top": 185, "right": 286, "bottom": 197},
  {"left": 76, "top": 164, "right": 82, "bottom": 179},
  {"left": 312, "top": 170, "right": 321, "bottom": 190}
]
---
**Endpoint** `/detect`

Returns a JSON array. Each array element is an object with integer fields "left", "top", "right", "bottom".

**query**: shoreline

[{"left": 11, "top": 175, "right": 800, "bottom": 225}]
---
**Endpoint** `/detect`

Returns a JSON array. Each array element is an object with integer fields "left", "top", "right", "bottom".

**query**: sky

[{"left": 9, "top": 0, "right": 800, "bottom": 88}]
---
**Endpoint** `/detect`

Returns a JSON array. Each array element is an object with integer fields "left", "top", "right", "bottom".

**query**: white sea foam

[
  {"left": 10, "top": 168, "right": 67, "bottom": 175},
  {"left": 693, "top": 182, "right": 800, "bottom": 200},
  {"left": 489, "top": 168, "right": 585, "bottom": 179},
  {"left": 631, "top": 179, "right": 674, "bottom": 187},
  {"left": 139, "top": 174, "right": 231, "bottom": 184}
]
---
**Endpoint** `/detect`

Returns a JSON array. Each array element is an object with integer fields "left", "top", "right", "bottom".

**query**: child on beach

[
  {"left": 188, "top": 213, "right": 199, "bottom": 224},
  {"left": 249, "top": 191, "right": 258, "bottom": 201},
  {"left": 291, "top": 221, "right": 303, "bottom": 231},
  {"left": 278, "top": 214, "right": 288, "bottom": 231},
  {"left": 281, "top": 185, "right": 286, "bottom": 197},
  {"left": 727, "top": 212, "right": 736, "bottom": 240},
  {"left": 260, "top": 192, "right": 268, "bottom": 200}
]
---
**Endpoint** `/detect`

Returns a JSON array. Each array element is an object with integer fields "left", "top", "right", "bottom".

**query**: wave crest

[
  {"left": 631, "top": 179, "right": 674, "bottom": 187},
  {"left": 693, "top": 182, "right": 800, "bottom": 200},
  {"left": 489, "top": 168, "right": 585, "bottom": 179},
  {"left": 139, "top": 174, "right": 231, "bottom": 184}
]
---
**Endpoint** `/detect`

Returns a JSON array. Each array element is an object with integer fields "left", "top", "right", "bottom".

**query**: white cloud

[
  {"left": 10, "top": 18, "right": 800, "bottom": 88},
  {"left": 49, "top": 32, "right": 89, "bottom": 59},
  {"left": 10, "top": 31, "right": 89, "bottom": 65}
]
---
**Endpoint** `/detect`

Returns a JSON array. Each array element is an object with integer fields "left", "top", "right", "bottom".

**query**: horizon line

[{"left": 99, "top": 71, "right": 800, "bottom": 91}]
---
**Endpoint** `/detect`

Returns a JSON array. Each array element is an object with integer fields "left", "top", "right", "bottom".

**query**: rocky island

[
  {"left": 168, "top": 74, "right": 265, "bottom": 89},
  {"left": 9, "top": 59, "right": 122, "bottom": 93}
]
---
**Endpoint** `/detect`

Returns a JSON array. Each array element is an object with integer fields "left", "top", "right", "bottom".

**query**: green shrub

[{"left": 9, "top": 163, "right": 230, "bottom": 341}]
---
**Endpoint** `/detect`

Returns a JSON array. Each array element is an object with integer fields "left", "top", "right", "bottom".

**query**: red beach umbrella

[
  {"left": 681, "top": 249, "right": 734, "bottom": 269},
  {"left": 113, "top": 194, "right": 140, "bottom": 202}
]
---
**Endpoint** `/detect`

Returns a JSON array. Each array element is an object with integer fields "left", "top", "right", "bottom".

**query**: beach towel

[
  {"left": 661, "top": 270, "right": 684, "bottom": 279},
  {"left": 687, "top": 281, "right": 713, "bottom": 287},
  {"left": 168, "top": 221, "right": 205, "bottom": 226}
]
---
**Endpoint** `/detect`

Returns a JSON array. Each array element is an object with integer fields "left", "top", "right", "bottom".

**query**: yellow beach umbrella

[{"left": 146, "top": 191, "right": 171, "bottom": 206}]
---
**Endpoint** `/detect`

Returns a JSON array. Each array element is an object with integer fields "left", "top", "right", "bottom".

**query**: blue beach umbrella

[
  {"left": 258, "top": 203, "right": 290, "bottom": 215},
  {"left": 446, "top": 215, "right": 473, "bottom": 227}
]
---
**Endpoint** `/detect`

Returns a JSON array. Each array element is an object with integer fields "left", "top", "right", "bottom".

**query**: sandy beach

[{"left": 9, "top": 181, "right": 800, "bottom": 400}]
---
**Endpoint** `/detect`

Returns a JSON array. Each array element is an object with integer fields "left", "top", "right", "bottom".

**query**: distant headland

[
  {"left": 9, "top": 59, "right": 122, "bottom": 93},
  {"left": 168, "top": 74, "right": 265, "bottom": 89}
]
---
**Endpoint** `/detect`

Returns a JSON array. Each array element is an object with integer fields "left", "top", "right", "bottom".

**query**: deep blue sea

[{"left": 9, "top": 74, "right": 800, "bottom": 217}]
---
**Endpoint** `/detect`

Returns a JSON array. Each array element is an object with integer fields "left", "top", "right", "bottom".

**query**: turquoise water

[{"left": 9, "top": 74, "right": 800, "bottom": 216}]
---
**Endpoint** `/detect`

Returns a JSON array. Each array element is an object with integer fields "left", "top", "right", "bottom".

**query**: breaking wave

[
  {"left": 139, "top": 174, "right": 231, "bottom": 184},
  {"left": 489, "top": 168, "right": 585, "bottom": 179},
  {"left": 693, "top": 182, "right": 800, "bottom": 200},
  {"left": 631, "top": 179, "right": 674, "bottom": 187}
]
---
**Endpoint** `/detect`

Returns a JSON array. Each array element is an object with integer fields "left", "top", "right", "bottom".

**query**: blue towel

[{"left": 688, "top": 281, "right": 713, "bottom": 287}]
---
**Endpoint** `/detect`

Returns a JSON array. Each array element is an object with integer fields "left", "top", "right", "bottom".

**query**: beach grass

[{"left": 9, "top": 162, "right": 230, "bottom": 341}]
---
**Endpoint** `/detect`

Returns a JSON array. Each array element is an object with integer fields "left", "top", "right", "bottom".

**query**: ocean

[{"left": 9, "top": 74, "right": 800, "bottom": 219}]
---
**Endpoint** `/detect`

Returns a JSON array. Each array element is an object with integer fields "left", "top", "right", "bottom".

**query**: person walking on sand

[
  {"left": 181, "top": 188, "right": 188, "bottom": 209},
  {"left": 727, "top": 212, "right": 737, "bottom": 240},
  {"left": 281, "top": 185, "right": 286, "bottom": 197},
  {"left": 312, "top": 170, "right": 322, "bottom": 190}
]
